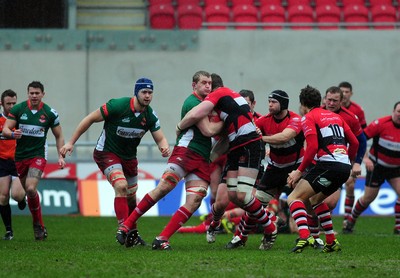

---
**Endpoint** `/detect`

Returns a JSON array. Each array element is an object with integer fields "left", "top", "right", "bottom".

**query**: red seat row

[
  {"left": 148, "top": 0, "right": 397, "bottom": 6},
  {"left": 149, "top": 3, "right": 399, "bottom": 29}
]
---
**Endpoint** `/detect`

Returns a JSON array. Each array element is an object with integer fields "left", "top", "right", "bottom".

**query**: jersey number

[{"left": 328, "top": 124, "right": 344, "bottom": 139}]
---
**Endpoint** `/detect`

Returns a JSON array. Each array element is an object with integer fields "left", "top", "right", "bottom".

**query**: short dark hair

[
  {"left": 325, "top": 86, "right": 343, "bottom": 100},
  {"left": 338, "top": 81, "right": 352, "bottom": 91},
  {"left": 211, "top": 73, "right": 223, "bottom": 91},
  {"left": 394, "top": 101, "right": 400, "bottom": 110},
  {"left": 1, "top": 89, "right": 17, "bottom": 104},
  {"left": 299, "top": 85, "right": 321, "bottom": 109},
  {"left": 192, "top": 70, "right": 210, "bottom": 83},
  {"left": 239, "top": 89, "right": 255, "bottom": 102},
  {"left": 27, "top": 81, "right": 44, "bottom": 92}
]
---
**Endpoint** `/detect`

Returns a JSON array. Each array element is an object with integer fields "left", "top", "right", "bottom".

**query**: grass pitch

[{"left": 0, "top": 215, "right": 398, "bottom": 278}]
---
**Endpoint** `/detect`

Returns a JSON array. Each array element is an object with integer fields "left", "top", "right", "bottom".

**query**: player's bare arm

[{"left": 151, "top": 129, "right": 171, "bottom": 157}]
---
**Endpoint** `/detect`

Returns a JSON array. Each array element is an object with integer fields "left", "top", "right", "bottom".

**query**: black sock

[{"left": 0, "top": 204, "right": 12, "bottom": 232}]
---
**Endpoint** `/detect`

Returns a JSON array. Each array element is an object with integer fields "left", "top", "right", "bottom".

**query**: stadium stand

[
  {"left": 203, "top": 0, "right": 230, "bottom": 7},
  {"left": 287, "top": 4, "right": 315, "bottom": 29},
  {"left": 316, "top": 4, "right": 342, "bottom": 29},
  {"left": 260, "top": 4, "right": 286, "bottom": 29},
  {"left": 259, "top": 0, "right": 284, "bottom": 5},
  {"left": 204, "top": 4, "right": 231, "bottom": 29},
  {"left": 368, "top": 0, "right": 394, "bottom": 6},
  {"left": 343, "top": 4, "right": 370, "bottom": 29},
  {"left": 370, "top": 4, "right": 397, "bottom": 29},
  {"left": 149, "top": 4, "right": 176, "bottom": 29},
  {"left": 232, "top": 4, "right": 259, "bottom": 29},
  {"left": 177, "top": 4, "right": 203, "bottom": 29},
  {"left": 148, "top": 0, "right": 174, "bottom": 5},
  {"left": 231, "top": 0, "right": 256, "bottom": 6},
  {"left": 76, "top": 0, "right": 146, "bottom": 30},
  {"left": 341, "top": 0, "right": 366, "bottom": 7},
  {"left": 314, "top": 0, "right": 339, "bottom": 7},
  {"left": 176, "top": 0, "right": 201, "bottom": 5},
  {"left": 286, "top": 0, "right": 313, "bottom": 7}
]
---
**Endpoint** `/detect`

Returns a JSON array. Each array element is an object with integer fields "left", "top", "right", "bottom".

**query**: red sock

[
  {"left": 230, "top": 216, "right": 242, "bottom": 225},
  {"left": 177, "top": 222, "right": 207, "bottom": 233},
  {"left": 203, "top": 213, "right": 213, "bottom": 225},
  {"left": 289, "top": 200, "right": 309, "bottom": 239},
  {"left": 344, "top": 195, "right": 355, "bottom": 219},
  {"left": 159, "top": 206, "right": 192, "bottom": 240},
  {"left": 28, "top": 192, "right": 44, "bottom": 226},
  {"left": 395, "top": 198, "right": 400, "bottom": 231},
  {"left": 124, "top": 194, "right": 155, "bottom": 229},
  {"left": 225, "top": 202, "right": 237, "bottom": 211},
  {"left": 114, "top": 197, "right": 128, "bottom": 225},
  {"left": 307, "top": 214, "right": 320, "bottom": 239},
  {"left": 313, "top": 202, "right": 335, "bottom": 244}
]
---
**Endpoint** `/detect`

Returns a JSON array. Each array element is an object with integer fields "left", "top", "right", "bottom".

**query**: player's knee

[
  {"left": 109, "top": 171, "right": 127, "bottom": 194},
  {"left": 255, "top": 190, "right": 274, "bottom": 206},
  {"left": 237, "top": 177, "right": 255, "bottom": 204},
  {"left": 160, "top": 171, "right": 180, "bottom": 193},
  {"left": 226, "top": 178, "right": 238, "bottom": 192},
  {"left": 0, "top": 195, "right": 8, "bottom": 205},
  {"left": 186, "top": 185, "right": 207, "bottom": 198},
  {"left": 127, "top": 183, "right": 138, "bottom": 197}
]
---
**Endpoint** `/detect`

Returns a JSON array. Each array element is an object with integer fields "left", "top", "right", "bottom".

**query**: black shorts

[
  {"left": 303, "top": 162, "right": 351, "bottom": 196},
  {"left": 226, "top": 139, "right": 263, "bottom": 172},
  {"left": 365, "top": 164, "right": 400, "bottom": 188},
  {"left": 258, "top": 163, "right": 300, "bottom": 192},
  {"left": 0, "top": 158, "right": 18, "bottom": 177}
]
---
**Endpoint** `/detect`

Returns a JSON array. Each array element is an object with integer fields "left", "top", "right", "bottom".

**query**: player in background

[
  {"left": 317, "top": 86, "right": 366, "bottom": 236},
  {"left": 343, "top": 101, "right": 400, "bottom": 234},
  {"left": 287, "top": 85, "right": 359, "bottom": 253},
  {"left": 3, "top": 81, "right": 66, "bottom": 240},
  {"left": 339, "top": 81, "right": 367, "bottom": 129},
  {"left": 239, "top": 89, "right": 262, "bottom": 120},
  {"left": 339, "top": 81, "right": 368, "bottom": 223},
  {"left": 0, "top": 89, "right": 26, "bottom": 240}
]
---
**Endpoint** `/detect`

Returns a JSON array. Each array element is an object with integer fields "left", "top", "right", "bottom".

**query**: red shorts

[
  {"left": 168, "top": 146, "right": 211, "bottom": 183},
  {"left": 210, "top": 154, "right": 227, "bottom": 173},
  {"left": 16, "top": 157, "right": 47, "bottom": 178},
  {"left": 93, "top": 149, "right": 138, "bottom": 177}
]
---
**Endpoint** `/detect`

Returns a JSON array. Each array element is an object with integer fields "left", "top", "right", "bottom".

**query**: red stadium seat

[
  {"left": 341, "top": 0, "right": 365, "bottom": 7},
  {"left": 314, "top": 0, "right": 338, "bottom": 7},
  {"left": 177, "top": 4, "right": 203, "bottom": 29},
  {"left": 368, "top": 0, "right": 393, "bottom": 7},
  {"left": 370, "top": 5, "right": 397, "bottom": 29},
  {"left": 287, "top": 4, "right": 315, "bottom": 29},
  {"left": 203, "top": 0, "right": 229, "bottom": 7},
  {"left": 149, "top": 4, "right": 176, "bottom": 29},
  {"left": 204, "top": 4, "right": 231, "bottom": 29},
  {"left": 176, "top": 0, "right": 201, "bottom": 6},
  {"left": 148, "top": 0, "right": 173, "bottom": 6},
  {"left": 343, "top": 4, "right": 369, "bottom": 29},
  {"left": 231, "top": 0, "right": 255, "bottom": 7},
  {"left": 259, "top": 0, "right": 283, "bottom": 5},
  {"left": 286, "top": 0, "right": 312, "bottom": 7},
  {"left": 315, "top": 4, "right": 341, "bottom": 29},
  {"left": 260, "top": 4, "right": 286, "bottom": 29},
  {"left": 232, "top": 4, "right": 259, "bottom": 29}
]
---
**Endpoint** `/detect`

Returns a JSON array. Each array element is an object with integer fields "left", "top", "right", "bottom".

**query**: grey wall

[{"left": 1, "top": 30, "right": 399, "bottom": 145}]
